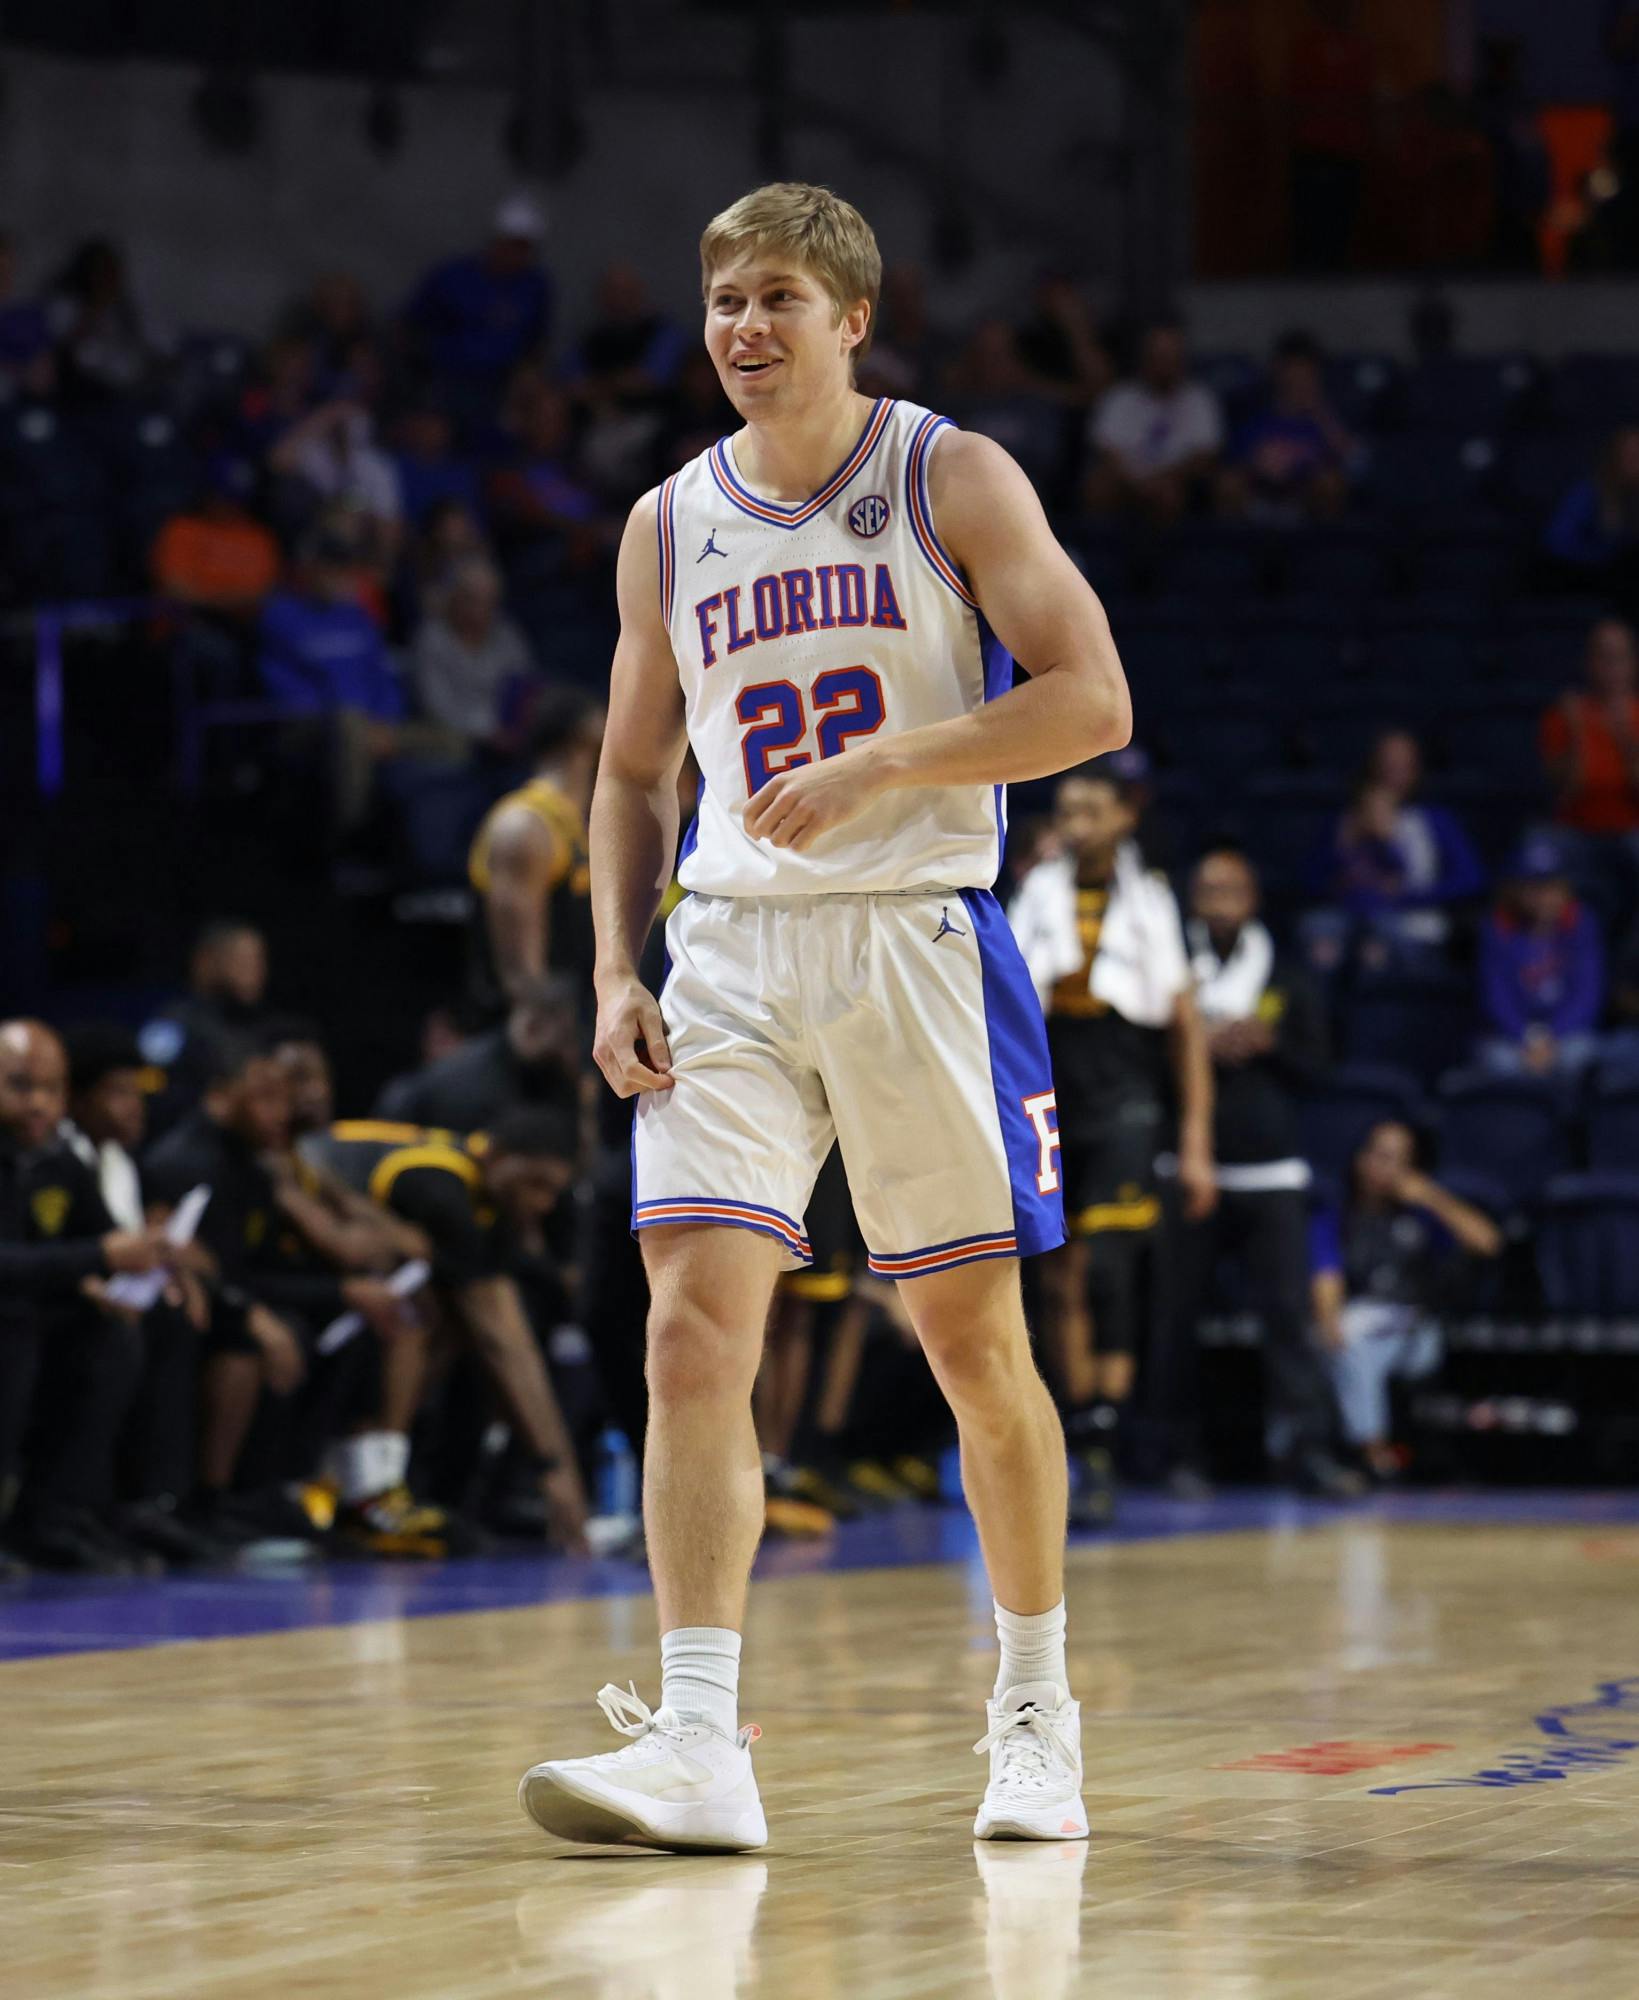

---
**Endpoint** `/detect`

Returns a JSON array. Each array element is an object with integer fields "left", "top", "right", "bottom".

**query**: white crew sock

[
  {"left": 661, "top": 1626, "right": 742, "bottom": 1738},
  {"left": 994, "top": 1597, "right": 1068, "bottom": 1700},
  {"left": 335, "top": 1431, "right": 411, "bottom": 1503}
]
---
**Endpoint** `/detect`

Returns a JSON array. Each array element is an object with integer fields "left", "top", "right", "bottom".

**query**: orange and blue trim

[
  {"left": 867, "top": 1230, "right": 1019, "bottom": 1279},
  {"left": 656, "top": 474, "right": 679, "bottom": 622},
  {"left": 708, "top": 397, "right": 893, "bottom": 528},
  {"left": 633, "top": 1195, "right": 813, "bottom": 1264},
  {"left": 905, "top": 411, "right": 978, "bottom": 607}
]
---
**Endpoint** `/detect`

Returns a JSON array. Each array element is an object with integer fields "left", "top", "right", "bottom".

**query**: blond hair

[{"left": 699, "top": 182, "right": 881, "bottom": 361}]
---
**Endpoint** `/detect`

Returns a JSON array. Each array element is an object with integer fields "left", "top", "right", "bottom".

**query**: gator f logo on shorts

[{"left": 1020, "top": 1092, "right": 1062, "bottom": 1195}]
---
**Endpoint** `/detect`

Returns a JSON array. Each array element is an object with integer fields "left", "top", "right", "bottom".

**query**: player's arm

[
  {"left": 588, "top": 490, "right": 691, "bottom": 1098},
  {"left": 1168, "top": 987, "right": 1218, "bottom": 1222},
  {"left": 745, "top": 430, "right": 1130, "bottom": 850},
  {"left": 454, "top": 1275, "right": 590, "bottom": 1553},
  {"left": 483, "top": 809, "right": 565, "bottom": 1000}
]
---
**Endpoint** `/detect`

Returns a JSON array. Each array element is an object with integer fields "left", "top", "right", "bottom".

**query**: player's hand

[
  {"left": 592, "top": 974, "right": 674, "bottom": 1098},
  {"left": 742, "top": 748, "right": 888, "bottom": 852},
  {"left": 541, "top": 1463, "right": 591, "bottom": 1555},
  {"left": 246, "top": 1305, "right": 307, "bottom": 1394},
  {"left": 101, "top": 1228, "right": 168, "bottom": 1274},
  {"left": 1176, "top": 1139, "right": 1218, "bottom": 1222}
]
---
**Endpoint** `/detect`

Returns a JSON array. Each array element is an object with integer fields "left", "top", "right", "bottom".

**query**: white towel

[
  {"left": 1009, "top": 843, "right": 1190, "bottom": 1028},
  {"left": 1188, "top": 918, "right": 1275, "bottom": 1023}
]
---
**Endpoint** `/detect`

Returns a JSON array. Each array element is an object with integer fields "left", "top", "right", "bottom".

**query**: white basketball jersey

[{"left": 658, "top": 397, "right": 1011, "bottom": 896}]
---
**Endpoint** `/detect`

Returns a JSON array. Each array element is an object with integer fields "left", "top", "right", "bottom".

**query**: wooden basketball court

[{"left": 7, "top": 1496, "right": 1639, "bottom": 1998}]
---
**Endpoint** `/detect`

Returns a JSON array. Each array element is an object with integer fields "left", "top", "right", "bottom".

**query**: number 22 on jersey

[{"left": 736, "top": 666, "right": 887, "bottom": 795}]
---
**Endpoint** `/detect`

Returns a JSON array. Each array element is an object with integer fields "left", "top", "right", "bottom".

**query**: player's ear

[{"left": 838, "top": 298, "right": 870, "bottom": 354}]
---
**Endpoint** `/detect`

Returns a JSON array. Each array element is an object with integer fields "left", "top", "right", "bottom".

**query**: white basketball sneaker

[
  {"left": 973, "top": 1682, "right": 1089, "bottom": 1841},
  {"left": 519, "top": 1683, "right": 769, "bottom": 1853}
]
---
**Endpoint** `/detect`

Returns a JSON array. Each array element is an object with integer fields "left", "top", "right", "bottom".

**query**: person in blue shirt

[
  {"left": 1312, "top": 1118, "right": 1500, "bottom": 1480},
  {"left": 1477, "top": 834, "right": 1608, "bottom": 1075},
  {"left": 1217, "top": 330, "right": 1358, "bottom": 524},
  {"left": 1546, "top": 426, "right": 1639, "bottom": 583},
  {"left": 402, "top": 195, "right": 552, "bottom": 400},
  {"left": 1313, "top": 729, "right": 1486, "bottom": 964}
]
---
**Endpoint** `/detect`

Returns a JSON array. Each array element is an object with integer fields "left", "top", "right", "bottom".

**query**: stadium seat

[
  {"left": 1535, "top": 1174, "right": 1639, "bottom": 1314},
  {"left": 1505, "top": 430, "right": 1604, "bottom": 513},
  {"left": 1364, "top": 433, "right": 1503, "bottom": 520},
  {"left": 1586, "top": 1076, "right": 1639, "bottom": 1174},
  {"left": 1436, "top": 1071, "right": 1573, "bottom": 1208},
  {"left": 1300, "top": 1065, "right": 1424, "bottom": 1185},
  {"left": 1396, "top": 355, "right": 1542, "bottom": 435},
  {"left": 1326, "top": 353, "right": 1401, "bottom": 431},
  {"left": 1338, "top": 975, "right": 1474, "bottom": 1082},
  {"left": 1549, "top": 353, "right": 1639, "bottom": 427},
  {"left": 1437, "top": 698, "right": 1547, "bottom": 787}
]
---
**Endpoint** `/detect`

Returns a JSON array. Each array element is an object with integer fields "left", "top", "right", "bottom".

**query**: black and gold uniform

[
  {"left": 1045, "top": 875, "right": 1169, "bottom": 1251},
  {"left": 466, "top": 775, "right": 593, "bottom": 1023},
  {"left": 300, "top": 1122, "right": 504, "bottom": 1290}
]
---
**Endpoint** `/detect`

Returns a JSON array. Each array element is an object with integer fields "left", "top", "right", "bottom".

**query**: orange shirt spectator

[
  {"left": 1540, "top": 617, "right": 1639, "bottom": 834},
  {"left": 152, "top": 501, "right": 280, "bottom": 614}
]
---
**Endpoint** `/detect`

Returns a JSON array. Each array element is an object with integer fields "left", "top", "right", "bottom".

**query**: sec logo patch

[{"left": 847, "top": 493, "right": 891, "bottom": 539}]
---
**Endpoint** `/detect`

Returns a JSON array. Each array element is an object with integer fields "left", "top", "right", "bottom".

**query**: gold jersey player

[{"left": 518, "top": 183, "right": 1131, "bottom": 1851}]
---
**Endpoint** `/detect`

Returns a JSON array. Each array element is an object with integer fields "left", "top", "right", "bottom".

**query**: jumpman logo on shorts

[
  {"left": 932, "top": 905, "right": 967, "bottom": 943},
  {"left": 697, "top": 530, "right": 728, "bottom": 561}
]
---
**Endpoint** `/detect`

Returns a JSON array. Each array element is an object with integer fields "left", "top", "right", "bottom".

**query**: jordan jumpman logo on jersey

[
  {"left": 932, "top": 905, "right": 968, "bottom": 943},
  {"left": 697, "top": 530, "right": 727, "bottom": 562}
]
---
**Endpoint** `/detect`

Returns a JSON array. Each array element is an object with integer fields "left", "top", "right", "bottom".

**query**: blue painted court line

[{"left": 4, "top": 1488, "right": 1639, "bottom": 1664}]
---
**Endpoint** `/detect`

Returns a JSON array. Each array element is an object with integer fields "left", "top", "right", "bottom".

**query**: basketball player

[{"left": 519, "top": 184, "right": 1131, "bottom": 1851}]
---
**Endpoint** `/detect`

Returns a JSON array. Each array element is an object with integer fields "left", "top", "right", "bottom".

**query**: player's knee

[
  {"left": 644, "top": 1297, "right": 758, "bottom": 1407},
  {"left": 921, "top": 1320, "right": 1032, "bottom": 1416}
]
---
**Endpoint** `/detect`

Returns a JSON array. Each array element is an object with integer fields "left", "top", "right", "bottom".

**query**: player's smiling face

[{"left": 705, "top": 256, "right": 865, "bottom": 416}]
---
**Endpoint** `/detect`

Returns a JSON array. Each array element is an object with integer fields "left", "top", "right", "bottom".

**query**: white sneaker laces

[
  {"left": 596, "top": 1682, "right": 674, "bottom": 1739},
  {"left": 973, "top": 1704, "right": 1079, "bottom": 1789},
  {"left": 592, "top": 1683, "right": 762, "bottom": 1753}
]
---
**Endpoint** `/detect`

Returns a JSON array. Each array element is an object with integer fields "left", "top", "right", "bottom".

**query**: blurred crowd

[{"left": 5, "top": 196, "right": 1639, "bottom": 1575}]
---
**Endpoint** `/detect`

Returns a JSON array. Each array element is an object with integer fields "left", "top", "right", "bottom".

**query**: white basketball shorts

[{"left": 632, "top": 887, "right": 1066, "bottom": 1278}]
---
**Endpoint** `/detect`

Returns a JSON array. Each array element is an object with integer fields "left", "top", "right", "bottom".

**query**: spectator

[
  {"left": 1083, "top": 316, "right": 1224, "bottom": 523},
  {"left": 859, "top": 262, "right": 940, "bottom": 400},
  {"left": 1314, "top": 729, "right": 1485, "bottom": 958},
  {"left": 1312, "top": 1120, "right": 1501, "bottom": 1480},
  {"left": 259, "top": 525, "right": 402, "bottom": 723},
  {"left": 1013, "top": 272, "right": 1114, "bottom": 411},
  {"left": 654, "top": 347, "right": 738, "bottom": 473},
  {"left": 235, "top": 334, "right": 320, "bottom": 461},
  {"left": 45, "top": 235, "right": 158, "bottom": 400},
  {"left": 1604, "top": 3, "right": 1639, "bottom": 268},
  {"left": 411, "top": 496, "right": 491, "bottom": 604},
  {"left": 403, "top": 194, "right": 552, "bottom": 402},
  {"left": 568, "top": 259, "right": 685, "bottom": 403},
  {"left": 283, "top": 271, "right": 375, "bottom": 379},
  {"left": 1288, "top": 0, "right": 1377, "bottom": 271},
  {"left": 140, "top": 918, "right": 271, "bottom": 1130},
  {"left": 151, "top": 461, "right": 281, "bottom": 618},
  {"left": 1474, "top": 36, "right": 1550, "bottom": 272},
  {"left": 1217, "top": 331, "right": 1358, "bottom": 524},
  {"left": 267, "top": 400, "right": 403, "bottom": 570},
  {"left": 1008, "top": 765, "right": 1215, "bottom": 1524},
  {"left": 410, "top": 554, "right": 536, "bottom": 748},
  {"left": 389, "top": 397, "right": 482, "bottom": 528},
  {"left": 486, "top": 372, "right": 606, "bottom": 568},
  {"left": 943, "top": 319, "right": 1074, "bottom": 504},
  {"left": 1545, "top": 429, "right": 1639, "bottom": 592},
  {"left": 0, "top": 229, "right": 50, "bottom": 389},
  {"left": 1478, "top": 834, "right": 1610, "bottom": 1076},
  {"left": 1541, "top": 617, "right": 1639, "bottom": 838},
  {"left": 1163, "top": 850, "right": 1362, "bottom": 1500},
  {"left": 377, "top": 980, "right": 581, "bottom": 1130}
]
